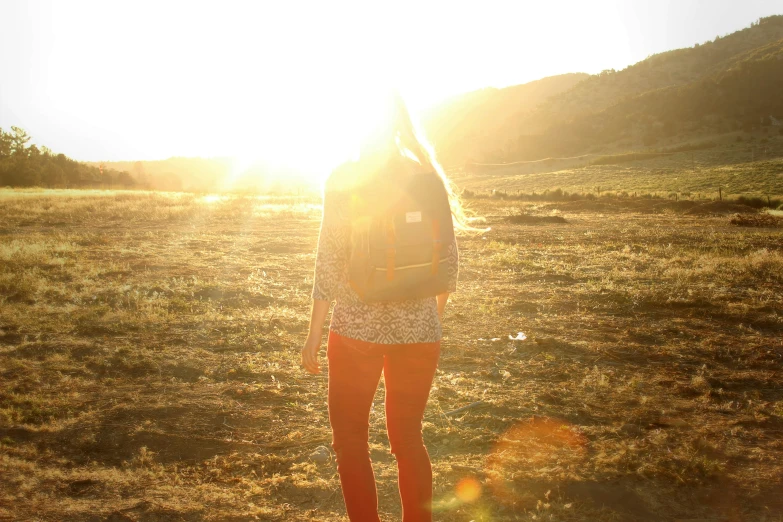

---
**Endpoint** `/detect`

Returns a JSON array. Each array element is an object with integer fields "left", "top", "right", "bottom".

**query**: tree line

[{"left": 0, "top": 127, "right": 135, "bottom": 188}]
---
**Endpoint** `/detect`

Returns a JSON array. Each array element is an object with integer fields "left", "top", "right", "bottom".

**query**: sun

[{"left": 225, "top": 83, "right": 416, "bottom": 188}]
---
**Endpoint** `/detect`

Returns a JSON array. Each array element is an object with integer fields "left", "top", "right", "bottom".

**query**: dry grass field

[
  {"left": 452, "top": 135, "right": 783, "bottom": 199},
  {"left": 1, "top": 189, "right": 782, "bottom": 521}
]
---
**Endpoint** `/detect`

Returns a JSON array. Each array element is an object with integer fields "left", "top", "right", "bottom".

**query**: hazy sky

[{"left": 0, "top": 0, "right": 780, "bottom": 168}]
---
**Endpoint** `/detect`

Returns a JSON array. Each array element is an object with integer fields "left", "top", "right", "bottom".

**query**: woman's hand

[
  {"left": 437, "top": 292, "right": 449, "bottom": 321},
  {"left": 301, "top": 334, "right": 322, "bottom": 374},
  {"left": 302, "top": 299, "right": 330, "bottom": 375}
]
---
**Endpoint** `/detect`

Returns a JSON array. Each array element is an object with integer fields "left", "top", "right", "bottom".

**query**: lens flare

[
  {"left": 432, "top": 474, "right": 483, "bottom": 513},
  {"left": 456, "top": 477, "right": 482, "bottom": 503},
  {"left": 201, "top": 194, "right": 227, "bottom": 204},
  {"left": 486, "top": 417, "right": 587, "bottom": 505}
]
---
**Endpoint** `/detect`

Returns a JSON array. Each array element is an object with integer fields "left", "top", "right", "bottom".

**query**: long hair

[{"left": 328, "top": 92, "right": 486, "bottom": 233}]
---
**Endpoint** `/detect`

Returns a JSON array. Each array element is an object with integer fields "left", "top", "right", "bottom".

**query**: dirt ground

[{"left": 1, "top": 190, "right": 782, "bottom": 521}]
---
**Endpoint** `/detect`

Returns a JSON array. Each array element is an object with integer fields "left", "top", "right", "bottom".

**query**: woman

[{"left": 301, "top": 93, "right": 475, "bottom": 522}]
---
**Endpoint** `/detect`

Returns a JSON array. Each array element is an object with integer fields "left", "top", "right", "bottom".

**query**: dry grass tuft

[{"left": 729, "top": 213, "right": 783, "bottom": 227}]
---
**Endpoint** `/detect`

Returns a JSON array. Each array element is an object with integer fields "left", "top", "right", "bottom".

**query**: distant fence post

[{"left": 718, "top": 187, "right": 722, "bottom": 201}]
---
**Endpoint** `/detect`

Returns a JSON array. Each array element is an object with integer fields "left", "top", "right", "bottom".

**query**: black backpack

[{"left": 348, "top": 172, "right": 455, "bottom": 303}]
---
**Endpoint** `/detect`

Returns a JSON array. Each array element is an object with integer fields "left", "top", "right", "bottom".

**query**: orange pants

[{"left": 327, "top": 331, "right": 441, "bottom": 522}]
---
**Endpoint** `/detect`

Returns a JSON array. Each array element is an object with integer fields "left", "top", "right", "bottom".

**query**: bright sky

[{"left": 0, "top": 0, "right": 780, "bottom": 171}]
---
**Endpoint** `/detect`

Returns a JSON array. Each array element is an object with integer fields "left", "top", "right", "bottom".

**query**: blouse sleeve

[
  {"left": 445, "top": 235, "right": 459, "bottom": 293},
  {"left": 311, "top": 189, "right": 350, "bottom": 302}
]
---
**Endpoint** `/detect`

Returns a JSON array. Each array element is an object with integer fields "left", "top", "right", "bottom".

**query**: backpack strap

[{"left": 431, "top": 218, "right": 441, "bottom": 275}]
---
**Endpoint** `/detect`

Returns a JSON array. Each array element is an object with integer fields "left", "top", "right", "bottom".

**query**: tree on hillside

[
  {"left": 9, "top": 126, "right": 31, "bottom": 155},
  {"left": 11, "top": 126, "right": 30, "bottom": 156},
  {"left": 0, "top": 129, "right": 12, "bottom": 157}
]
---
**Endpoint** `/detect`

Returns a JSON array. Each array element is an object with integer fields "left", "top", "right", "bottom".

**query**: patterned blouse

[{"left": 311, "top": 185, "right": 459, "bottom": 344}]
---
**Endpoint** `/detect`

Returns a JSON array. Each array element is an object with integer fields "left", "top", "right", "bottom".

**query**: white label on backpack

[{"left": 406, "top": 211, "right": 422, "bottom": 223}]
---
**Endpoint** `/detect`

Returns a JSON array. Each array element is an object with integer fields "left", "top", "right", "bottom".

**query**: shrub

[
  {"left": 735, "top": 196, "right": 782, "bottom": 209},
  {"left": 730, "top": 214, "right": 783, "bottom": 227}
]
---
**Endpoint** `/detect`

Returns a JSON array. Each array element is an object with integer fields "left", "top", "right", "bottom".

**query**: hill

[
  {"left": 420, "top": 73, "right": 589, "bottom": 166},
  {"left": 513, "top": 35, "right": 783, "bottom": 161},
  {"left": 88, "top": 158, "right": 317, "bottom": 193},
  {"left": 531, "top": 15, "right": 783, "bottom": 129},
  {"left": 425, "top": 15, "right": 783, "bottom": 166},
  {"left": 5, "top": 16, "right": 783, "bottom": 194},
  {"left": 87, "top": 158, "right": 233, "bottom": 192},
  {"left": 0, "top": 128, "right": 312, "bottom": 193}
]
